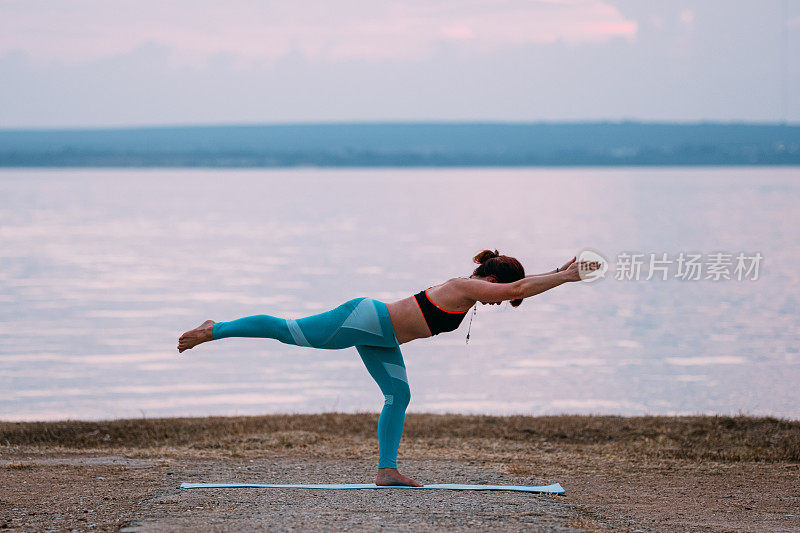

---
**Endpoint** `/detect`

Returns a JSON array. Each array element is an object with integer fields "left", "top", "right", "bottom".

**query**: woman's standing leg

[{"left": 356, "top": 344, "right": 417, "bottom": 484}]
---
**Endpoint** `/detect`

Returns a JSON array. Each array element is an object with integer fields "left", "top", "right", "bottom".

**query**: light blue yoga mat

[{"left": 180, "top": 482, "right": 565, "bottom": 494}]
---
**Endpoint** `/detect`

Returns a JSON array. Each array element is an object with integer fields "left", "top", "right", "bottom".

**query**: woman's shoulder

[
  {"left": 432, "top": 277, "right": 466, "bottom": 289},
  {"left": 429, "top": 277, "right": 475, "bottom": 299},
  {"left": 424, "top": 277, "right": 474, "bottom": 311}
]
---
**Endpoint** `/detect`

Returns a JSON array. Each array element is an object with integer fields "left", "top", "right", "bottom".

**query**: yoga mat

[{"left": 180, "top": 482, "right": 565, "bottom": 494}]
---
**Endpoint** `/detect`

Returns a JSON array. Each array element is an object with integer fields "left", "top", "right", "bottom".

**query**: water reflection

[{"left": 1, "top": 168, "right": 799, "bottom": 420}]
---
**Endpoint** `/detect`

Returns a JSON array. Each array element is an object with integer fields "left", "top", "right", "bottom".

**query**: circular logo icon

[{"left": 577, "top": 248, "right": 608, "bottom": 282}]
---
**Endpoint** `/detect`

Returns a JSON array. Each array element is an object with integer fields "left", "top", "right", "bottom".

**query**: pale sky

[{"left": 1, "top": 0, "right": 798, "bottom": 127}]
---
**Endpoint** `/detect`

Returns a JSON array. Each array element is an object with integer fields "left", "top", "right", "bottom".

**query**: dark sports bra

[{"left": 414, "top": 288, "right": 469, "bottom": 336}]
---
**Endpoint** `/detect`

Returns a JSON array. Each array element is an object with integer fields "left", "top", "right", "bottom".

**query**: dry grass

[{"left": 1, "top": 413, "right": 798, "bottom": 463}]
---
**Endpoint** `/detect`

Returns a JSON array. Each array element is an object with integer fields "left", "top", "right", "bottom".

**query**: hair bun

[{"left": 473, "top": 249, "right": 500, "bottom": 264}]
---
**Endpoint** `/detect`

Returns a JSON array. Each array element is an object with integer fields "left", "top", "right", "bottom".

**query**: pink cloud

[{"left": 0, "top": 0, "right": 638, "bottom": 65}]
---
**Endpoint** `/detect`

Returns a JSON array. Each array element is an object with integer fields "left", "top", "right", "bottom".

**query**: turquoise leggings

[{"left": 212, "top": 297, "right": 409, "bottom": 469}]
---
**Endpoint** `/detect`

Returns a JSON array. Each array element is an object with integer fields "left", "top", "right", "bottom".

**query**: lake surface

[{"left": 1, "top": 167, "right": 798, "bottom": 421}]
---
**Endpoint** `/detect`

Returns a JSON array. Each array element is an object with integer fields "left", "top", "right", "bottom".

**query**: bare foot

[
  {"left": 375, "top": 468, "right": 423, "bottom": 487},
  {"left": 178, "top": 320, "right": 215, "bottom": 353}
]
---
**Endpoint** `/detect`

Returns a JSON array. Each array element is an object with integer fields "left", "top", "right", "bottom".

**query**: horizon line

[{"left": 2, "top": 119, "right": 800, "bottom": 133}]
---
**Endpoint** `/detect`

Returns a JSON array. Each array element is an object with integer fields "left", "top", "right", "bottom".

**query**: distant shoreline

[{"left": 2, "top": 121, "right": 799, "bottom": 167}]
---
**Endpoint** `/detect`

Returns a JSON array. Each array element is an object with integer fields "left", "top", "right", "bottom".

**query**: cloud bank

[
  {"left": 0, "top": 0, "right": 798, "bottom": 127},
  {"left": 0, "top": 0, "right": 636, "bottom": 65}
]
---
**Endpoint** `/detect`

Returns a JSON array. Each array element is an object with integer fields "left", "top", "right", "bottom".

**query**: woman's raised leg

[{"left": 178, "top": 297, "right": 393, "bottom": 353}]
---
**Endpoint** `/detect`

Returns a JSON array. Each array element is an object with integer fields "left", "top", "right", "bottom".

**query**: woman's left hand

[{"left": 559, "top": 256, "right": 576, "bottom": 272}]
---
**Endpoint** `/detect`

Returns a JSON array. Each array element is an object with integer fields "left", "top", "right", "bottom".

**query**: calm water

[{"left": 1, "top": 167, "right": 798, "bottom": 421}]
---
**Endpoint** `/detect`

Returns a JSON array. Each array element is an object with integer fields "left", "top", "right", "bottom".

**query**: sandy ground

[
  {"left": 1, "top": 414, "right": 798, "bottom": 531},
  {"left": 1, "top": 454, "right": 582, "bottom": 532},
  {"left": 2, "top": 451, "right": 798, "bottom": 532}
]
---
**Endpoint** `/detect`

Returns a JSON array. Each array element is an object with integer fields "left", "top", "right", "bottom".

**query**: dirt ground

[{"left": 1, "top": 414, "right": 798, "bottom": 532}]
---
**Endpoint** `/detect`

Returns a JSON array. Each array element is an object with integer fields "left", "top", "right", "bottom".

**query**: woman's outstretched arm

[{"left": 455, "top": 260, "right": 597, "bottom": 304}]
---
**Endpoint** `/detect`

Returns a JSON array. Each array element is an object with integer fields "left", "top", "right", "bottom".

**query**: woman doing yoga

[{"left": 177, "top": 249, "right": 600, "bottom": 487}]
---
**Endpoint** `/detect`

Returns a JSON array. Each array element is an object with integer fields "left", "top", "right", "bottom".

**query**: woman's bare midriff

[
  {"left": 385, "top": 296, "right": 432, "bottom": 344},
  {"left": 385, "top": 278, "right": 477, "bottom": 344}
]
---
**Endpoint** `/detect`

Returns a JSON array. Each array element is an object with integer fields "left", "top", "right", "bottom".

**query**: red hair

[{"left": 472, "top": 249, "right": 526, "bottom": 307}]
